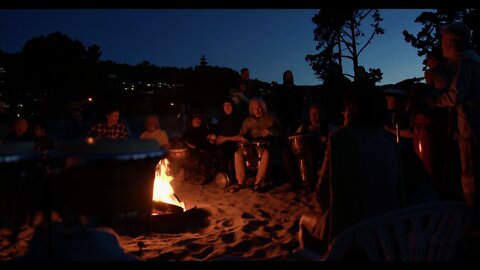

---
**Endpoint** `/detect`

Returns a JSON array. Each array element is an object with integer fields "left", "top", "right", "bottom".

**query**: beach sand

[{"left": 1, "top": 167, "right": 315, "bottom": 261}]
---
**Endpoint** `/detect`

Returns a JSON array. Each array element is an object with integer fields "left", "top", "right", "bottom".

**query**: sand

[{"left": 0, "top": 168, "right": 315, "bottom": 261}]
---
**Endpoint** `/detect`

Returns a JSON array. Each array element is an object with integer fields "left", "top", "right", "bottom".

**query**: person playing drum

[
  {"left": 228, "top": 97, "right": 282, "bottom": 193},
  {"left": 292, "top": 104, "right": 328, "bottom": 192}
]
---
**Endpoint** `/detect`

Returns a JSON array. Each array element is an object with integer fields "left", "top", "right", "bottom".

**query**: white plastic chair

[{"left": 294, "top": 202, "right": 471, "bottom": 261}]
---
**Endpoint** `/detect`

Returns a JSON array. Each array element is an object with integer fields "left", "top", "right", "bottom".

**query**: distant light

[
  {"left": 18, "top": 104, "right": 23, "bottom": 107},
  {"left": 170, "top": 102, "right": 174, "bottom": 106},
  {"left": 16, "top": 113, "right": 20, "bottom": 118},
  {"left": 87, "top": 97, "right": 93, "bottom": 102},
  {"left": 86, "top": 137, "right": 95, "bottom": 145}
]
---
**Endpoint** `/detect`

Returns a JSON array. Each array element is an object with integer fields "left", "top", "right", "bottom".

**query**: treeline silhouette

[{"left": 0, "top": 32, "right": 274, "bottom": 119}]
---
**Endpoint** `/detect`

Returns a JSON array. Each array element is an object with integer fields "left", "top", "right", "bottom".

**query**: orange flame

[{"left": 152, "top": 158, "right": 185, "bottom": 211}]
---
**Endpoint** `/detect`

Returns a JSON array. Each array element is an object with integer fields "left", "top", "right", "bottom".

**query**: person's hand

[
  {"left": 260, "top": 128, "right": 271, "bottom": 137},
  {"left": 207, "top": 134, "right": 216, "bottom": 144},
  {"left": 217, "top": 136, "right": 226, "bottom": 144},
  {"left": 239, "top": 136, "right": 248, "bottom": 143}
]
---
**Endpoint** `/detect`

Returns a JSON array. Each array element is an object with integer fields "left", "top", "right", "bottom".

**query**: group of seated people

[{"left": 178, "top": 96, "right": 329, "bottom": 194}]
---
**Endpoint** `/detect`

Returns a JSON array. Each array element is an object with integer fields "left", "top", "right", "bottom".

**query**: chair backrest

[{"left": 324, "top": 202, "right": 471, "bottom": 261}]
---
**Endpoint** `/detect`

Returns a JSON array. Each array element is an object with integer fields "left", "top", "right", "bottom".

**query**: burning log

[{"left": 152, "top": 158, "right": 186, "bottom": 214}]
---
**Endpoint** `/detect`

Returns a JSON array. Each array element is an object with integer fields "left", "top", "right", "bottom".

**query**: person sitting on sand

[{"left": 228, "top": 97, "right": 283, "bottom": 193}]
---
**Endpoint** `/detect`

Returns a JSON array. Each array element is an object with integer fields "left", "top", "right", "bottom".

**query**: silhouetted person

[
  {"left": 238, "top": 67, "right": 259, "bottom": 99},
  {"left": 63, "top": 110, "right": 89, "bottom": 140},
  {"left": 210, "top": 99, "right": 244, "bottom": 182},
  {"left": 427, "top": 23, "right": 480, "bottom": 227},
  {"left": 323, "top": 62, "right": 352, "bottom": 128},
  {"left": 275, "top": 70, "right": 303, "bottom": 135},
  {"left": 298, "top": 87, "right": 437, "bottom": 255},
  {"left": 353, "top": 66, "right": 375, "bottom": 89},
  {"left": 3, "top": 117, "right": 33, "bottom": 141},
  {"left": 422, "top": 48, "right": 460, "bottom": 201},
  {"left": 32, "top": 120, "right": 54, "bottom": 153},
  {"left": 182, "top": 113, "right": 214, "bottom": 185}
]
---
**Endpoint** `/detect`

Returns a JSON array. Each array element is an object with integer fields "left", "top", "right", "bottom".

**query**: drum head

[{"left": 215, "top": 172, "right": 230, "bottom": 189}]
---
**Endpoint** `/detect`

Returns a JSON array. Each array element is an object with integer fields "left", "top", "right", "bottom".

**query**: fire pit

[{"left": 54, "top": 139, "right": 168, "bottom": 223}]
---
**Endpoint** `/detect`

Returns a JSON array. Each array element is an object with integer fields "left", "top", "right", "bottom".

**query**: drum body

[
  {"left": 251, "top": 140, "right": 269, "bottom": 159},
  {"left": 55, "top": 139, "right": 166, "bottom": 218},
  {"left": 288, "top": 135, "right": 306, "bottom": 158},
  {"left": 237, "top": 141, "right": 255, "bottom": 169},
  {"left": 0, "top": 142, "right": 40, "bottom": 228},
  {"left": 168, "top": 148, "right": 189, "bottom": 164},
  {"left": 237, "top": 140, "right": 269, "bottom": 170},
  {"left": 412, "top": 110, "right": 449, "bottom": 179},
  {"left": 252, "top": 140, "right": 269, "bottom": 168},
  {"left": 214, "top": 171, "right": 230, "bottom": 189}
]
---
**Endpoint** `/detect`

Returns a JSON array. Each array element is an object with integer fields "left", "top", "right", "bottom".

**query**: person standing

[{"left": 427, "top": 23, "right": 480, "bottom": 227}]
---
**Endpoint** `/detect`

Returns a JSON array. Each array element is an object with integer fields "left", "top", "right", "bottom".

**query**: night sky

[{"left": 0, "top": 9, "right": 429, "bottom": 86}]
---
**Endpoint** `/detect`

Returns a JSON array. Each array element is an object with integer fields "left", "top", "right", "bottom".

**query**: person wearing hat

[{"left": 427, "top": 23, "right": 480, "bottom": 228}]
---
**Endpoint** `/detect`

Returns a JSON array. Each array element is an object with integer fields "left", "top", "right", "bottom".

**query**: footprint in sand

[
  {"left": 231, "top": 239, "right": 253, "bottom": 253},
  {"left": 176, "top": 238, "right": 197, "bottom": 246},
  {"left": 221, "top": 232, "right": 236, "bottom": 244},
  {"left": 250, "top": 249, "right": 266, "bottom": 259},
  {"left": 263, "top": 224, "right": 283, "bottom": 233},
  {"left": 221, "top": 219, "right": 233, "bottom": 227},
  {"left": 251, "top": 236, "right": 270, "bottom": 246},
  {"left": 186, "top": 243, "right": 204, "bottom": 252},
  {"left": 287, "top": 222, "right": 299, "bottom": 234},
  {"left": 190, "top": 246, "right": 214, "bottom": 260},
  {"left": 241, "top": 212, "right": 255, "bottom": 219},
  {"left": 256, "top": 209, "right": 272, "bottom": 219},
  {"left": 280, "top": 239, "right": 299, "bottom": 251},
  {"left": 242, "top": 220, "right": 269, "bottom": 233}
]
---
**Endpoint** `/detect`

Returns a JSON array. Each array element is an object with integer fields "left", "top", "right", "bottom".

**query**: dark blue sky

[{"left": 0, "top": 9, "right": 429, "bottom": 86}]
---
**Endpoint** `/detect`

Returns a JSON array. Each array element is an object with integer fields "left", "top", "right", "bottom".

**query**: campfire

[{"left": 152, "top": 158, "right": 186, "bottom": 215}]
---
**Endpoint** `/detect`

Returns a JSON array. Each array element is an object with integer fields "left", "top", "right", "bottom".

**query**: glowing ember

[{"left": 152, "top": 158, "right": 185, "bottom": 211}]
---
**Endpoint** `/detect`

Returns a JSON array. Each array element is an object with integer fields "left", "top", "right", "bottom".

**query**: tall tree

[
  {"left": 402, "top": 8, "right": 480, "bottom": 68},
  {"left": 306, "top": 9, "right": 384, "bottom": 83},
  {"left": 200, "top": 54, "right": 208, "bottom": 66}
]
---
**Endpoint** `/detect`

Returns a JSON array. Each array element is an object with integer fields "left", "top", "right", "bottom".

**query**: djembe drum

[
  {"left": 288, "top": 134, "right": 308, "bottom": 185},
  {"left": 251, "top": 140, "right": 270, "bottom": 169}
]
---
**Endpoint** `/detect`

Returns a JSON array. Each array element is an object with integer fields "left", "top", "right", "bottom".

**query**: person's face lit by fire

[
  {"left": 106, "top": 110, "right": 120, "bottom": 126},
  {"left": 309, "top": 107, "right": 320, "bottom": 127},
  {"left": 192, "top": 117, "right": 202, "bottom": 128},
  {"left": 250, "top": 101, "right": 264, "bottom": 119},
  {"left": 223, "top": 102, "right": 233, "bottom": 115},
  {"left": 14, "top": 118, "right": 28, "bottom": 136},
  {"left": 146, "top": 116, "right": 159, "bottom": 132}
]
